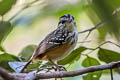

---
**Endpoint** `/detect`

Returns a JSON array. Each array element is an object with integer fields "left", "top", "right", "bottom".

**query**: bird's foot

[{"left": 52, "top": 65, "right": 67, "bottom": 71}]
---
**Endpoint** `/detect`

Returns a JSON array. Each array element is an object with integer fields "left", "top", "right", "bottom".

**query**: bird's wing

[{"left": 31, "top": 29, "right": 70, "bottom": 59}]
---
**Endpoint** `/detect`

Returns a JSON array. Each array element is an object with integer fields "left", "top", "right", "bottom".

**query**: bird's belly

[{"left": 42, "top": 43, "right": 76, "bottom": 61}]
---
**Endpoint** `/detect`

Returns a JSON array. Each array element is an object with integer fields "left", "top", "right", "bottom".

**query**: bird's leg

[
  {"left": 48, "top": 59, "right": 66, "bottom": 71},
  {"left": 49, "top": 59, "right": 66, "bottom": 80}
]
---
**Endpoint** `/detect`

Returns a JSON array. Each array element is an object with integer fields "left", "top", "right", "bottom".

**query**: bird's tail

[{"left": 20, "top": 59, "right": 32, "bottom": 73}]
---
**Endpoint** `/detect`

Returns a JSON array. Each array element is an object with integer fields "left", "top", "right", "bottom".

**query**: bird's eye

[{"left": 61, "top": 20, "right": 66, "bottom": 24}]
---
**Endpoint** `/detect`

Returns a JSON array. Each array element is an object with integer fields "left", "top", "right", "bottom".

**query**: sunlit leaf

[
  {"left": 82, "top": 57, "right": 102, "bottom": 80},
  {"left": 82, "top": 57, "right": 100, "bottom": 67},
  {"left": 8, "top": 62, "right": 27, "bottom": 73},
  {"left": 83, "top": 72, "right": 102, "bottom": 80},
  {"left": 0, "top": 0, "right": 17, "bottom": 16},
  {"left": 18, "top": 45, "right": 37, "bottom": 61},
  {"left": 0, "top": 21, "right": 13, "bottom": 44},
  {"left": 58, "top": 47, "right": 86, "bottom": 65},
  {"left": 98, "top": 48, "right": 120, "bottom": 63},
  {"left": 98, "top": 48, "right": 120, "bottom": 76},
  {"left": 0, "top": 53, "right": 18, "bottom": 72}
]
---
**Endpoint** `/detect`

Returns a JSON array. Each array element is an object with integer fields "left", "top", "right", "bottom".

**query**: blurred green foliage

[
  {"left": 18, "top": 45, "right": 37, "bottom": 61},
  {"left": 0, "top": 0, "right": 120, "bottom": 80},
  {"left": 0, "top": 21, "right": 12, "bottom": 44},
  {"left": 0, "top": 45, "right": 5, "bottom": 52},
  {"left": 0, "top": 53, "right": 18, "bottom": 72},
  {"left": 0, "top": 0, "right": 16, "bottom": 16},
  {"left": 86, "top": 0, "right": 120, "bottom": 40}
]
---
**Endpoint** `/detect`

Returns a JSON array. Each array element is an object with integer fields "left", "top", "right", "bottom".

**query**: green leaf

[
  {"left": 26, "top": 61, "right": 41, "bottom": 70},
  {"left": 18, "top": 45, "right": 37, "bottom": 61},
  {"left": 97, "top": 26, "right": 107, "bottom": 41},
  {"left": 0, "top": 45, "right": 5, "bottom": 52},
  {"left": 58, "top": 47, "right": 86, "bottom": 65},
  {"left": 83, "top": 72, "right": 102, "bottom": 80},
  {"left": 0, "top": 21, "right": 13, "bottom": 44},
  {"left": 0, "top": 53, "right": 18, "bottom": 62},
  {"left": 0, "top": 0, "right": 17, "bottom": 16},
  {"left": 98, "top": 48, "right": 120, "bottom": 63},
  {"left": 82, "top": 57, "right": 102, "bottom": 80},
  {"left": 0, "top": 53, "right": 18, "bottom": 72},
  {"left": 82, "top": 57, "right": 100, "bottom": 67}
]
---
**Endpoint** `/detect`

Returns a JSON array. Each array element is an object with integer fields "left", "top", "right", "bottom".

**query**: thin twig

[
  {"left": 78, "top": 21, "right": 103, "bottom": 34},
  {"left": 77, "top": 40, "right": 91, "bottom": 43},
  {"left": 80, "top": 31, "right": 92, "bottom": 46},
  {"left": 78, "top": 6, "right": 120, "bottom": 35},
  {"left": 84, "top": 41, "right": 120, "bottom": 55},
  {"left": 78, "top": 21, "right": 104, "bottom": 48},
  {"left": 110, "top": 69, "right": 114, "bottom": 80}
]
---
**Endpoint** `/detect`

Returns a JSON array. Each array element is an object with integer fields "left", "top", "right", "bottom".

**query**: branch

[
  {"left": 0, "top": 67, "right": 17, "bottom": 80},
  {"left": 0, "top": 61, "right": 120, "bottom": 80},
  {"left": 35, "top": 61, "right": 120, "bottom": 79}
]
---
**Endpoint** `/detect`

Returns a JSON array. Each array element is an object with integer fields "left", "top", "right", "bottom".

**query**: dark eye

[{"left": 61, "top": 20, "right": 66, "bottom": 24}]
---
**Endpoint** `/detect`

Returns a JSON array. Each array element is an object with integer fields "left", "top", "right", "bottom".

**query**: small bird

[{"left": 21, "top": 14, "right": 78, "bottom": 72}]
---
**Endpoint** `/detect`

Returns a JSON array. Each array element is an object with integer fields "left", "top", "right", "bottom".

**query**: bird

[{"left": 20, "top": 14, "right": 78, "bottom": 72}]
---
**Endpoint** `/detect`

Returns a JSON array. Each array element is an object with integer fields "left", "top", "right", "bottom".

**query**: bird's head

[{"left": 58, "top": 14, "right": 77, "bottom": 31}]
